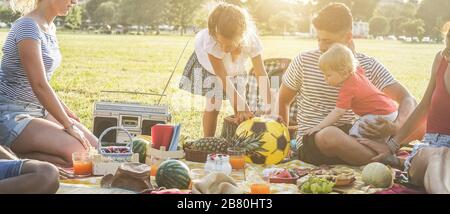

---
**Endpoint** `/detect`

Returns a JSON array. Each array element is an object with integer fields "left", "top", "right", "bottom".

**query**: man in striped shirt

[{"left": 278, "top": 3, "right": 419, "bottom": 166}]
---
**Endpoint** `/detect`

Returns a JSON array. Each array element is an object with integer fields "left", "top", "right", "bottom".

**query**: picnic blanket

[
  {"left": 185, "top": 160, "right": 389, "bottom": 194},
  {"left": 57, "top": 160, "right": 394, "bottom": 194},
  {"left": 57, "top": 140, "right": 422, "bottom": 194}
]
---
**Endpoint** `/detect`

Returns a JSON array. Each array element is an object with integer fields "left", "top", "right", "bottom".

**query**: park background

[{"left": 0, "top": 0, "right": 448, "bottom": 139}]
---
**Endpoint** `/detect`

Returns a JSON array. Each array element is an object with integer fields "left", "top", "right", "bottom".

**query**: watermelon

[
  {"left": 156, "top": 160, "right": 191, "bottom": 190},
  {"left": 132, "top": 138, "right": 151, "bottom": 163}
]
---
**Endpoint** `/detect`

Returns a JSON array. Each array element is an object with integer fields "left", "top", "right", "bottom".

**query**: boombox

[{"left": 93, "top": 101, "right": 171, "bottom": 144}]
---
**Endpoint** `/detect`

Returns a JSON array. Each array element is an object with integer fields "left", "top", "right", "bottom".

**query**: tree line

[{"left": 0, "top": 0, "right": 448, "bottom": 40}]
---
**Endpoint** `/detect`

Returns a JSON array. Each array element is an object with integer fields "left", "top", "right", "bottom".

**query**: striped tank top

[{"left": 0, "top": 17, "right": 62, "bottom": 107}]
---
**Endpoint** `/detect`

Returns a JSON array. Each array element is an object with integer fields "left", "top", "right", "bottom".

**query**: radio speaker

[{"left": 93, "top": 117, "right": 118, "bottom": 143}]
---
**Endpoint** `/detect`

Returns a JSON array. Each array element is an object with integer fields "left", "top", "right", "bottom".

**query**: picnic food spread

[{"left": 60, "top": 118, "right": 412, "bottom": 194}]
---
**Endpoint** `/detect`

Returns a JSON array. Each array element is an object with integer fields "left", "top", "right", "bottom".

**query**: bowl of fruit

[
  {"left": 101, "top": 146, "right": 132, "bottom": 155},
  {"left": 264, "top": 168, "right": 300, "bottom": 184}
]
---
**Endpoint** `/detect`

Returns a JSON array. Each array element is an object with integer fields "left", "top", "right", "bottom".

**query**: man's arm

[
  {"left": 278, "top": 55, "right": 303, "bottom": 125},
  {"left": 360, "top": 55, "right": 418, "bottom": 139},
  {"left": 360, "top": 82, "right": 417, "bottom": 139},
  {"left": 278, "top": 84, "right": 297, "bottom": 125},
  {"left": 383, "top": 83, "right": 417, "bottom": 129}
]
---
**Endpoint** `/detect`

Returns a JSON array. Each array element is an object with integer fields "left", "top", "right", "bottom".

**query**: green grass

[{"left": 0, "top": 32, "right": 443, "bottom": 140}]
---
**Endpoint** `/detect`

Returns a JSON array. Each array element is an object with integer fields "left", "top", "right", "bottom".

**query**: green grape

[
  {"left": 302, "top": 183, "right": 311, "bottom": 193},
  {"left": 301, "top": 177, "right": 335, "bottom": 194},
  {"left": 310, "top": 183, "right": 320, "bottom": 194}
]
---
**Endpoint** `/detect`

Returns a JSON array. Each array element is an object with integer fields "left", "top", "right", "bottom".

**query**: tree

[
  {"left": 250, "top": 0, "right": 292, "bottom": 24},
  {"left": 416, "top": 0, "right": 450, "bottom": 37},
  {"left": 166, "top": 0, "right": 205, "bottom": 35},
  {"left": 314, "top": 0, "right": 379, "bottom": 21},
  {"left": 369, "top": 16, "right": 389, "bottom": 37},
  {"left": 400, "top": 18, "right": 426, "bottom": 40},
  {"left": 93, "top": 1, "right": 117, "bottom": 25},
  {"left": 64, "top": 6, "right": 83, "bottom": 30},
  {"left": 374, "top": 2, "right": 404, "bottom": 19},
  {"left": 85, "top": 0, "right": 110, "bottom": 20},
  {"left": 118, "top": 0, "right": 167, "bottom": 33},
  {"left": 374, "top": 1, "right": 419, "bottom": 36},
  {"left": 0, "top": 6, "right": 21, "bottom": 24},
  {"left": 192, "top": 4, "right": 209, "bottom": 29},
  {"left": 390, "top": 16, "right": 410, "bottom": 36},
  {"left": 400, "top": 2, "right": 418, "bottom": 18},
  {"left": 268, "top": 11, "right": 297, "bottom": 34},
  {"left": 351, "top": 0, "right": 380, "bottom": 21}
]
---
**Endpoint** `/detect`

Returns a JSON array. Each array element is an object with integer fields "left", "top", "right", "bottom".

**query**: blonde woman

[{"left": 0, "top": 0, "right": 97, "bottom": 167}]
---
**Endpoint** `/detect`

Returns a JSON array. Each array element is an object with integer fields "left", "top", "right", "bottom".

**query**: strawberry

[{"left": 276, "top": 169, "right": 292, "bottom": 179}]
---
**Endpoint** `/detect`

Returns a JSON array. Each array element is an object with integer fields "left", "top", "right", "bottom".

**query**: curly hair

[{"left": 10, "top": 0, "right": 39, "bottom": 14}]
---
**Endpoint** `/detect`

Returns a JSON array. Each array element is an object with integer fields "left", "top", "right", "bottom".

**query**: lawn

[{"left": 0, "top": 32, "right": 443, "bottom": 140}]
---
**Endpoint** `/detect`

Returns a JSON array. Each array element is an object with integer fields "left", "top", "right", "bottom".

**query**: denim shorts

[
  {"left": 0, "top": 96, "right": 46, "bottom": 147},
  {"left": 404, "top": 133, "right": 450, "bottom": 174},
  {"left": 0, "top": 160, "right": 24, "bottom": 180}
]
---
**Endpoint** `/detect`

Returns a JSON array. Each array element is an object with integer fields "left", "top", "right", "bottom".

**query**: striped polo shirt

[
  {"left": 282, "top": 49, "right": 397, "bottom": 148},
  {"left": 0, "top": 17, "right": 61, "bottom": 107}
]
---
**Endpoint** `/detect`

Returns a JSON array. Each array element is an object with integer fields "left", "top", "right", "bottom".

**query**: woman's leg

[
  {"left": 409, "top": 147, "right": 450, "bottom": 193},
  {"left": 408, "top": 148, "right": 435, "bottom": 187},
  {"left": 203, "top": 97, "right": 222, "bottom": 137},
  {"left": 45, "top": 114, "right": 98, "bottom": 148},
  {"left": 0, "top": 160, "right": 59, "bottom": 194},
  {"left": 16, "top": 152, "right": 67, "bottom": 167},
  {"left": 423, "top": 147, "right": 450, "bottom": 194},
  {"left": 10, "top": 118, "right": 87, "bottom": 167}
]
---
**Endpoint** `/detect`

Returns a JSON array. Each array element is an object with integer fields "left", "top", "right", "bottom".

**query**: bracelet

[
  {"left": 64, "top": 122, "right": 76, "bottom": 132},
  {"left": 387, "top": 137, "right": 400, "bottom": 154}
]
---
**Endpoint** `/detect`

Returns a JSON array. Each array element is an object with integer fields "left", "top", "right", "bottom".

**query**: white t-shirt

[{"left": 194, "top": 29, "right": 263, "bottom": 77}]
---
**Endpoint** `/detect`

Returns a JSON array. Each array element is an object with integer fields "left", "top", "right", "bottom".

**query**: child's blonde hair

[
  {"left": 207, "top": 2, "right": 251, "bottom": 43},
  {"left": 10, "top": 0, "right": 39, "bottom": 15},
  {"left": 319, "top": 43, "right": 358, "bottom": 75}
]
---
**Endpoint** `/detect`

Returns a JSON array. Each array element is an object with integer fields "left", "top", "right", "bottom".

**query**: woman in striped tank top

[
  {"left": 0, "top": 0, "right": 97, "bottom": 167},
  {"left": 360, "top": 23, "right": 450, "bottom": 194}
]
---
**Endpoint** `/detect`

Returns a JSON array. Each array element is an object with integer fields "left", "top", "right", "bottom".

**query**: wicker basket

[
  {"left": 184, "top": 148, "right": 209, "bottom": 163},
  {"left": 220, "top": 115, "right": 239, "bottom": 139}
]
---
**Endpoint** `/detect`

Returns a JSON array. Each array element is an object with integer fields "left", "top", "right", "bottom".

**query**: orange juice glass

[
  {"left": 250, "top": 183, "right": 271, "bottom": 194},
  {"left": 150, "top": 165, "right": 159, "bottom": 177},
  {"left": 72, "top": 152, "right": 92, "bottom": 176},
  {"left": 227, "top": 148, "right": 246, "bottom": 170}
]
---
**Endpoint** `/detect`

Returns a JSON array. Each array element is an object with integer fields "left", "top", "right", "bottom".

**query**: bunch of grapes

[{"left": 300, "top": 177, "right": 335, "bottom": 194}]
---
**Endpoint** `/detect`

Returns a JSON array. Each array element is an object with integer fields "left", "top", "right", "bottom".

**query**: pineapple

[
  {"left": 228, "top": 132, "right": 268, "bottom": 155},
  {"left": 184, "top": 137, "right": 229, "bottom": 153},
  {"left": 184, "top": 132, "right": 266, "bottom": 155}
]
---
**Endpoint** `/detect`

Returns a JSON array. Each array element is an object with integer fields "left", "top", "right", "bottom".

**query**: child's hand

[
  {"left": 304, "top": 127, "right": 321, "bottom": 136},
  {"left": 234, "top": 110, "right": 254, "bottom": 124}
]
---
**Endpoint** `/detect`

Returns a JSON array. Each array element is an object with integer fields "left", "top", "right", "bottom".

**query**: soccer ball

[{"left": 235, "top": 117, "right": 290, "bottom": 165}]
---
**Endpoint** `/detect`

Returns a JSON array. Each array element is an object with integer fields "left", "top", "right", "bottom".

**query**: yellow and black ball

[{"left": 235, "top": 117, "right": 290, "bottom": 165}]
